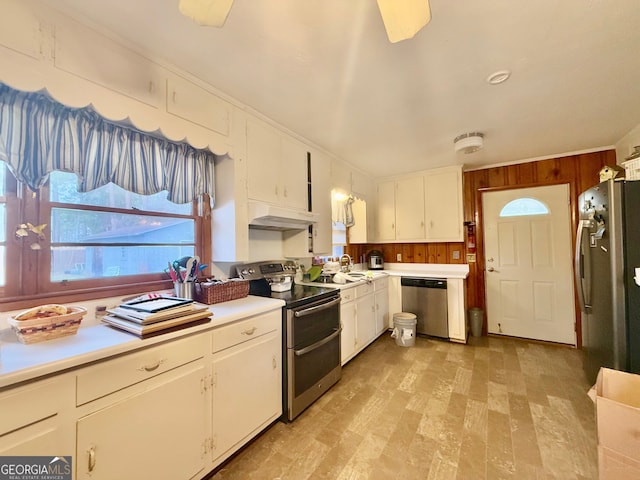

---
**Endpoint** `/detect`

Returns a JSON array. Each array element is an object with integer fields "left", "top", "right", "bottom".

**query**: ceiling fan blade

[
  {"left": 178, "top": 0, "right": 235, "bottom": 27},
  {"left": 376, "top": 0, "right": 431, "bottom": 43}
]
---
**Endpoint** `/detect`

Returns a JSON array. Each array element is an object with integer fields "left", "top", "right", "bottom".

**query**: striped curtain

[{"left": 0, "top": 83, "right": 215, "bottom": 205}]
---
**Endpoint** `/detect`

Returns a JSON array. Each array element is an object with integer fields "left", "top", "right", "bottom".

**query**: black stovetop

[{"left": 248, "top": 280, "right": 339, "bottom": 309}]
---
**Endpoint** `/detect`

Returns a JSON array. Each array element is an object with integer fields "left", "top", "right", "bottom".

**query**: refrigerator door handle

[{"left": 575, "top": 219, "right": 591, "bottom": 312}]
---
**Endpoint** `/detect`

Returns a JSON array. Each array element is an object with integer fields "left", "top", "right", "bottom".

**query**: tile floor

[{"left": 211, "top": 334, "right": 598, "bottom": 479}]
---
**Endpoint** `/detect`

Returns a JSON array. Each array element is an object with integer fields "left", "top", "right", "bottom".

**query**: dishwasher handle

[{"left": 400, "top": 277, "right": 447, "bottom": 289}]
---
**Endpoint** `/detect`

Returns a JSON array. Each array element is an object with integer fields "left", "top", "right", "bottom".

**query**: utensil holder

[{"left": 174, "top": 282, "right": 195, "bottom": 299}]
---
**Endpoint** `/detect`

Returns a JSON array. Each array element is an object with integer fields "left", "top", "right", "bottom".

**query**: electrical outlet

[
  {"left": 452, "top": 250, "right": 460, "bottom": 260},
  {"left": 396, "top": 253, "right": 402, "bottom": 262}
]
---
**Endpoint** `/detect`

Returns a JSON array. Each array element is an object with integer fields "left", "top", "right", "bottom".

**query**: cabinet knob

[{"left": 272, "top": 355, "right": 277, "bottom": 369}]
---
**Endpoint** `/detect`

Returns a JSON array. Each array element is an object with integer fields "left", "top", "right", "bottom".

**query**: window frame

[{"left": 0, "top": 172, "right": 211, "bottom": 312}]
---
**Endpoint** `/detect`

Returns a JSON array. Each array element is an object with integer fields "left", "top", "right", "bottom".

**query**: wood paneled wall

[
  {"left": 347, "top": 149, "right": 616, "bottom": 341},
  {"left": 346, "top": 242, "right": 465, "bottom": 265},
  {"left": 462, "top": 150, "right": 615, "bottom": 340}
]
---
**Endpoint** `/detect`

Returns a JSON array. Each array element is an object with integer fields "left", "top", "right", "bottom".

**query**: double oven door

[{"left": 284, "top": 293, "right": 341, "bottom": 421}]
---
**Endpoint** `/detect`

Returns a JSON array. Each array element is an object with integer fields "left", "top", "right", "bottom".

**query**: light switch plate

[{"left": 396, "top": 253, "right": 402, "bottom": 261}]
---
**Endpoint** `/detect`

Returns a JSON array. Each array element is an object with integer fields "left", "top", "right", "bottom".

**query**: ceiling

[{"left": 45, "top": 0, "right": 640, "bottom": 178}]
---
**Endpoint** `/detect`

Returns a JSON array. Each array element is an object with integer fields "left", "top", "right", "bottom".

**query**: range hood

[{"left": 247, "top": 200, "right": 319, "bottom": 231}]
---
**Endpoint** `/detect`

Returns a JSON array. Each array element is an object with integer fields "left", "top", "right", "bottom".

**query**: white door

[{"left": 483, "top": 184, "right": 575, "bottom": 344}]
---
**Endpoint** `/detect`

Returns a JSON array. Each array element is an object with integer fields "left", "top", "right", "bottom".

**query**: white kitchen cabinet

[
  {"left": 377, "top": 176, "right": 426, "bottom": 241},
  {"left": 396, "top": 176, "right": 426, "bottom": 240},
  {"left": 0, "top": 0, "right": 41, "bottom": 61},
  {"left": 340, "top": 277, "right": 388, "bottom": 365},
  {"left": 281, "top": 136, "right": 310, "bottom": 211},
  {"left": 377, "top": 180, "right": 397, "bottom": 242},
  {"left": 446, "top": 277, "right": 468, "bottom": 343},
  {"left": 340, "top": 287, "right": 357, "bottom": 365},
  {"left": 167, "top": 75, "right": 231, "bottom": 136},
  {"left": 246, "top": 118, "right": 308, "bottom": 211},
  {"left": 310, "top": 149, "right": 333, "bottom": 254},
  {"left": 54, "top": 19, "right": 165, "bottom": 109},
  {"left": 76, "top": 364, "right": 207, "bottom": 480},
  {"left": 376, "top": 166, "right": 463, "bottom": 243},
  {"left": 374, "top": 276, "right": 390, "bottom": 335},
  {"left": 210, "top": 310, "right": 282, "bottom": 468},
  {"left": 424, "top": 166, "right": 464, "bottom": 242},
  {"left": 388, "top": 276, "right": 402, "bottom": 329},
  {"left": 0, "top": 376, "right": 75, "bottom": 457},
  {"left": 355, "top": 282, "right": 376, "bottom": 350},
  {"left": 75, "top": 335, "right": 209, "bottom": 480}
]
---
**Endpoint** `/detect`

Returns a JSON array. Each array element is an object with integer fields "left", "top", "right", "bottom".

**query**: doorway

[{"left": 482, "top": 184, "right": 576, "bottom": 345}]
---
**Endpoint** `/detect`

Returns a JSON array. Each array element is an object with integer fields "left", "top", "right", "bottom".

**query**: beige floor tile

[{"left": 209, "top": 335, "right": 597, "bottom": 480}]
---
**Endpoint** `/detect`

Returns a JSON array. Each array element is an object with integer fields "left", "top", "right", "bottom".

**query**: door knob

[{"left": 487, "top": 267, "right": 496, "bottom": 272}]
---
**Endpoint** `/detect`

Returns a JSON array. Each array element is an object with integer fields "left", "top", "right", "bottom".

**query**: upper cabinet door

[
  {"left": 376, "top": 166, "right": 463, "bottom": 243},
  {"left": 377, "top": 180, "right": 396, "bottom": 242},
  {"left": 280, "top": 136, "right": 309, "bottom": 211},
  {"left": 395, "top": 176, "right": 425, "bottom": 240},
  {"left": 246, "top": 118, "right": 282, "bottom": 205},
  {"left": 167, "top": 76, "right": 231, "bottom": 136},
  {"left": 310, "top": 150, "right": 332, "bottom": 254},
  {"left": 0, "top": 1, "right": 41, "bottom": 60},
  {"left": 424, "top": 166, "right": 463, "bottom": 242},
  {"left": 54, "top": 21, "right": 165, "bottom": 108},
  {"left": 246, "top": 118, "right": 308, "bottom": 210}
]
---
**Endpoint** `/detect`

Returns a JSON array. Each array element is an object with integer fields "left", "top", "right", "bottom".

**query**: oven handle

[
  {"left": 294, "top": 327, "right": 342, "bottom": 356},
  {"left": 293, "top": 296, "right": 341, "bottom": 318}
]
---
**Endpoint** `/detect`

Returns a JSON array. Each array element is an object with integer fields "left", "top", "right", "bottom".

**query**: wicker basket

[
  {"left": 194, "top": 279, "right": 250, "bottom": 305},
  {"left": 8, "top": 306, "right": 87, "bottom": 344}
]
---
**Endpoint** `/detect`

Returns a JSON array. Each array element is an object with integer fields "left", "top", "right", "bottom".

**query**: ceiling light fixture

[
  {"left": 178, "top": 0, "right": 235, "bottom": 27},
  {"left": 178, "top": 0, "right": 431, "bottom": 44},
  {"left": 377, "top": 0, "right": 431, "bottom": 43},
  {"left": 487, "top": 70, "right": 511, "bottom": 85},
  {"left": 454, "top": 132, "right": 484, "bottom": 154}
]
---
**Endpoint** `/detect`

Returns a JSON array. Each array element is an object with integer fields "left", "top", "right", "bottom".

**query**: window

[
  {"left": 499, "top": 198, "right": 549, "bottom": 217},
  {"left": 0, "top": 161, "right": 211, "bottom": 308}
]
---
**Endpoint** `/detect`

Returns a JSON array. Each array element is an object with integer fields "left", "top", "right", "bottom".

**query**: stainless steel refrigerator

[{"left": 575, "top": 179, "right": 640, "bottom": 384}]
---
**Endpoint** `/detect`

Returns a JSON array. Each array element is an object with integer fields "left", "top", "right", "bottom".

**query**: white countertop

[
  {"left": 301, "top": 263, "right": 469, "bottom": 289},
  {"left": 381, "top": 263, "right": 470, "bottom": 279},
  {"left": 0, "top": 295, "right": 284, "bottom": 389}
]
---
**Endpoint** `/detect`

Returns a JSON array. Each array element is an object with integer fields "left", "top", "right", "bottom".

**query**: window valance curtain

[{"left": 0, "top": 83, "right": 216, "bottom": 205}]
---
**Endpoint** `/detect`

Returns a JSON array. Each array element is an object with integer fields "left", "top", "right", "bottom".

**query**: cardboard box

[
  {"left": 591, "top": 368, "right": 640, "bottom": 463},
  {"left": 598, "top": 446, "right": 640, "bottom": 480}
]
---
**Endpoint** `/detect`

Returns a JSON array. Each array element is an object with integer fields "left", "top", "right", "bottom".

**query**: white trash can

[{"left": 391, "top": 312, "right": 417, "bottom": 347}]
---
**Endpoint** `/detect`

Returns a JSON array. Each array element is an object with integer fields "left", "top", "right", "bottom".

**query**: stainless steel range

[{"left": 236, "top": 260, "right": 342, "bottom": 422}]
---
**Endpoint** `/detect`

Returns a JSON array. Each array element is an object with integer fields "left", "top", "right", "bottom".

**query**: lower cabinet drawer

[
  {"left": 212, "top": 310, "right": 280, "bottom": 353},
  {"left": 76, "top": 334, "right": 206, "bottom": 406},
  {"left": 375, "top": 277, "right": 389, "bottom": 290},
  {"left": 356, "top": 282, "right": 374, "bottom": 297},
  {"left": 0, "top": 377, "right": 71, "bottom": 436}
]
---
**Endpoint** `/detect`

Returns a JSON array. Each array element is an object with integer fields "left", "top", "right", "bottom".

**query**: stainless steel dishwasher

[{"left": 401, "top": 277, "right": 448, "bottom": 338}]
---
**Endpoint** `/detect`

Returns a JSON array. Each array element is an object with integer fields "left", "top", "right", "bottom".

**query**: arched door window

[{"left": 499, "top": 197, "right": 549, "bottom": 217}]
